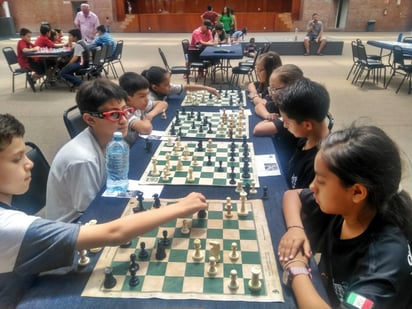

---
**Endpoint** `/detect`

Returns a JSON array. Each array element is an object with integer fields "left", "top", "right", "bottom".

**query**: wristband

[{"left": 282, "top": 258, "right": 309, "bottom": 271}]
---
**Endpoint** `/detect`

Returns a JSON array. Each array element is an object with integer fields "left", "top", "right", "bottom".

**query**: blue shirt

[{"left": 93, "top": 32, "right": 117, "bottom": 52}]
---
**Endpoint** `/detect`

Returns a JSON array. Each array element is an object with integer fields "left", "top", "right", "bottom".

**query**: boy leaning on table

[{"left": 0, "top": 112, "right": 206, "bottom": 308}]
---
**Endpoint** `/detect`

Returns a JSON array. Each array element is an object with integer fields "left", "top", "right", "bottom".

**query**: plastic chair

[
  {"left": 11, "top": 142, "right": 50, "bottom": 215},
  {"left": 158, "top": 47, "right": 190, "bottom": 83},
  {"left": 230, "top": 48, "right": 261, "bottom": 88},
  {"left": 2, "top": 46, "right": 33, "bottom": 93},
  {"left": 385, "top": 45, "right": 412, "bottom": 94},
  {"left": 63, "top": 105, "right": 88, "bottom": 138}
]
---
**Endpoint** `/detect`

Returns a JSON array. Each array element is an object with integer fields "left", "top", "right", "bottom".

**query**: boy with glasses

[{"left": 45, "top": 79, "right": 134, "bottom": 222}]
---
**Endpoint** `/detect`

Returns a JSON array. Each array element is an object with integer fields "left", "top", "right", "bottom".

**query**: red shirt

[
  {"left": 17, "top": 39, "right": 34, "bottom": 69},
  {"left": 35, "top": 34, "right": 55, "bottom": 48},
  {"left": 190, "top": 27, "right": 213, "bottom": 48},
  {"left": 202, "top": 11, "right": 219, "bottom": 25}
]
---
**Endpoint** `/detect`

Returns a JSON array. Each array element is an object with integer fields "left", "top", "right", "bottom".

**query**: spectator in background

[
  {"left": 243, "top": 37, "right": 257, "bottom": 58},
  {"left": 93, "top": 25, "right": 117, "bottom": 52},
  {"left": 105, "top": 16, "right": 111, "bottom": 33},
  {"left": 74, "top": 3, "right": 100, "bottom": 42},
  {"left": 201, "top": 5, "right": 219, "bottom": 26},
  {"left": 214, "top": 23, "right": 228, "bottom": 44},
  {"left": 304, "top": 13, "right": 327, "bottom": 56},
  {"left": 229, "top": 8, "right": 237, "bottom": 37},
  {"left": 219, "top": 6, "right": 233, "bottom": 35},
  {"left": 232, "top": 27, "right": 247, "bottom": 42}
]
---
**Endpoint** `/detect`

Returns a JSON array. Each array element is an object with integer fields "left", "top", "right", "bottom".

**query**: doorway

[{"left": 335, "top": 0, "right": 349, "bottom": 29}]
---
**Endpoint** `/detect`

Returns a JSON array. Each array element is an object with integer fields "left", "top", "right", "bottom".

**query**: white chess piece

[
  {"left": 78, "top": 249, "right": 90, "bottom": 266},
  {"left": 248, "top": 266, "right": 262, "bottom": 292},
  {"left": 181, "top": 219, "right": 190, "bottom": 234},
  {"left": 151, "top": 158, "right": 159, "bottom": 176},
  {"left": 209, "top": 240, "right": 221, "bottom": 262},
  {"left": 228, "top": 269, "right": 239, "bottom": 290},
  {"left": 208, "top": 256, "right": 218, "bottom": 277},
  {"left": 192, "top": 238, "right": 204, "bottom": 262},
  {"left": 238, "top": 191, "right": 248, "bottom": 217},
  {"left": 229, "top": 242, "right": 239, "bottom": 261},
  {"left": 225, "top": 202, "right": 233, "bottom": 218},
  {"left": 187, "top": 166, "right": 194, "bottom": 183}
]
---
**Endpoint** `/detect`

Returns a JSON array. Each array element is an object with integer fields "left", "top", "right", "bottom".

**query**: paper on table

[
  {"left": 102, "top": 180, "right": 164, "bottom": 198},
  {"left": 255, "top": 154, "right": 281, "bottom": 176},
  {"left": 139, "top": 130, "right": 169, "bottom": 140}
]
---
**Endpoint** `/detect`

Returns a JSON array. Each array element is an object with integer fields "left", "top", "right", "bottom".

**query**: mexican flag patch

[{"left": 346, "top": 292, "right": 374, "bottom": 309}]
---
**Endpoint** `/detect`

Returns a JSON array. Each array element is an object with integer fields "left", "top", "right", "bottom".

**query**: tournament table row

[{"left": 17, "top": 92, "right": 328, "bottom": 308}]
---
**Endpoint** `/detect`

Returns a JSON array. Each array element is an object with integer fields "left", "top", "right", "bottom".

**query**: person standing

[
  {"left": 304, "top": 13, "right": 327, "bottom": 56},
  {"left": 74, "top": 3, "right": 100, "bottom": 42},
  {"left": 219, "top": 6, "right": 233, "bottom": 35}
]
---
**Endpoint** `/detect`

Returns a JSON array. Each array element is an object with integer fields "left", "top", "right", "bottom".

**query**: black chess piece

[
  {"left": 130, "top": 253, "right": 140, "bottom": 271},
  {"left": 178, "top": 127, "right": 183, "bottom": 138},
  {"left": 133, "top": 191, "right": 146, "bottom": 212},
  {"left": 155, "top": 240, "right": 166, "bottom": 260},
  {"left": 218, "top": 160, "right": 224, "bottom": 172},
  {"left": 120, "top": 240, "right": 132, "bottom": 248},
  {"left": 138, "top": 242, "right": 149, "bottom": 259},
  {"left": 152, "top": 193, "right": 161, "bottom": 208},
  {"left": 244, "top": 183, "right": 251, "bottom": 196},
  {"left": 207, "top": 122, "right": 213, "bottom": 134},
  {"left": 230, "top": 151, "right": 235, "bottom": 162},
  {"left": 145, "top": 139, "right": 152, "bottom": 153},
  {"left": 191, "top": 121, "right": 196, "bottom": 129},
  {"left": 229, "top": 172, "right": 236, "bottom": 185},
  {"left": 190, "top": 108, "right": 194, "bottom": 118},
  {"left": 261, "top": 185, "right": 269, "bottom": 200},
  {"left": 161, "top": 230, "right": 171, "bottom": 246},
  {"left": 181, "top": 107, "right": 186, "bottom": 115},
  {"left": 128, "top": 263, "right": 140, "bottom": 287},
  {"left": 103, "top": 267, "right": 117, "bottom": 289},
  {"left": 197, "top": 140, "right": 204, "bottom": 151},
  {"left": 209, "top": 93, "right": 212, "bottom": 99},
  {"left": 170, "top": 123, "right": 176, "bottom": 136},
  {"left": 242, "top": 164, "right": 250, "bottom": 179},
  {"left": 175, "top": 110, "right": 181, "bottom": 125},
  {"left": 203, "top": 116, "right": 208, "bottom": 126},
  {"left": 199, "top": 124, "right": 203, "bottom": 133},
  {"left": 196, "top": 111, "right": 202, "bottom": 122},
  {"left": 229, "top": 96, "right": 233, "bottom": 106},
  {"left": 197, "top": 209, "right": 207, "bottom": 219},
  {"left": 206, "top": 155, "right": 212, "bottom": 166}
]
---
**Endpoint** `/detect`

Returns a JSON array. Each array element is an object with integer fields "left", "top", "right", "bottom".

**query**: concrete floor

[{"left": 1, "top": 31, "right": 411, "bottom": 193}]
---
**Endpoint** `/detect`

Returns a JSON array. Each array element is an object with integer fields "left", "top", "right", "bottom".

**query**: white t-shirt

[{"left": 45, "top": 127, "right": 106, "bottom": 222}]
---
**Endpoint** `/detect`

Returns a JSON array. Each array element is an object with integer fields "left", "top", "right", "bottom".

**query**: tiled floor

[{"left": 1, "top": 31, "right": 411, "bottom": 192}]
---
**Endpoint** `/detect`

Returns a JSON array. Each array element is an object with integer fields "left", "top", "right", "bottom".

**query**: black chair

[
  {"left": 106, "top": 40, "right": 125, "bottom": 79},
  {"left": 2, "top": 46, "right": 34, "bottom": 93},
  {"left": 352, "top": 43, "right": 388, "bottom": 88},
  {"left": 385, "top": 45, "right": 412, "bottom": 94},
  {"left": 230, "top": 48, "right": 261, "bottom": 88},
  {"left": 12, "top": 142, "right": 50, "bottom": 215},
  {"left": 158, "top": 47, "right": 190, "bottom": 83},
  {"left": 181, "top": 39, "right": 209, "bottom": 84},
  {"left": 63, "top": 105, "right": 88, "bottom": 138}
]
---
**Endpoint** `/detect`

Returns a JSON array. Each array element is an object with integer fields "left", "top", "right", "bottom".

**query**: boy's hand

[{"left": 178, "top": 192, "right": 207, "bottom": 216}]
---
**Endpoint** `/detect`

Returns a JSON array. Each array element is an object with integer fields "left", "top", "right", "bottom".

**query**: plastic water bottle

[{"left": 106, "top": 132, "right": 129, "bottom": 195}]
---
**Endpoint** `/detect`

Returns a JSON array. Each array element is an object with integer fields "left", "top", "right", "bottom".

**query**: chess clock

[{"left": 282, "top": 266, "right": 312, "bottom": 286}]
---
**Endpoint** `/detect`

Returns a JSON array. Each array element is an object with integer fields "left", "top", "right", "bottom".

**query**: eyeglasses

[
  {"left": 85, "top": 107, "right": 135, "bottom": 122},
  {"left": 267, "top": 86, "right": 284, "bottom": 95}
]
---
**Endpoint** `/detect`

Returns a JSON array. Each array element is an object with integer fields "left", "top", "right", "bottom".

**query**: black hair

[
  {"left": 141, "top": 66, "right": 168, "bottom": 89},
  {"left": 276, "top": 77, "right": 329, "bottom": 123},
  {"left": 272, "top": 64, "right": 304, "bottom": 85},
  {"left": 39, "top": 25, "right": 50, "bottom": 35},
  {"left": 0, "top": 114, "right": 25, "bottom": 151},
  {"left": 119, "top": 72, "right": 150, "bottom": 96},
  {"left": 96, "top": 25, "right": 106, "bottom": 33},
  {"left": 320, "top": 125, "right": 412, "bottom": 241},
  {"left": 68, "top": 28, "right": 82, "bottom": 41},
  {"left": 207, "top": 5, "right": 212, "bottom": 11},
  {"left": 19, "top": 28, "right": 31, "bottom": 36},
  {"left": 76, "top": 79, "right": 128, "bottom": 114}
]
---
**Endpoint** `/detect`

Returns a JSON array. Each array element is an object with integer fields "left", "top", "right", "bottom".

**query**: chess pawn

[
  {"left": 208, "top": 256, "right": 218, "bottom": 277},
  {"left": 250, "top": 182, "right": 258, "bottom": 194},
  {"left": 103, "top": 267, "right": 117, "bottom": 289},
  {"left": 187, "top": 166, "right": 195, "bottom": 183},
  {"left": 181, "top": 219, "right": 190, "bottom": 234},
  {"left": 151, "top": 158, "right": 159, "bottom": 176},
  {"left": 235, "top": 181, "right": 243, "bottom": 193},
  {"left": 176, "top": 158, "right": 183, "bottom": 171},
  {"left": 192, "top": 156, "right": 198, "bottom": 166},
  {"left": 229, "top": 242, "right": 239, "bottom": 261},
  {"left": 225, "top": 196, "right": 232, "bottom": 210},
  {"left": 162, "top": 167, "right": 169, "bottom": 181},
  {"left": 228, "top": 269, "right": 239, "bottom": 290},
  {"left": 192, "top": 238, "right": 204, "bottom": 262},
  {"left": 225, "top": 202, "right": 233, "bottom": 218},
  {"left": 78, "top": 249, "right": 90, "bottom": 266},
  {"left": 238, "top": 191, "right": 249, "bottom": 217},
  {"left": 248, "top": 266, "right": 262, "bottom": 292}
]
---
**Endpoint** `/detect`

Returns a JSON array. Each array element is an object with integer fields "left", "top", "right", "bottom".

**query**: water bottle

[
  {"left": 294, "top": 28, "right": 298, "bottom": 41},
  {"left": 106, "top": 131, "right": 129, "bottom": 195}
]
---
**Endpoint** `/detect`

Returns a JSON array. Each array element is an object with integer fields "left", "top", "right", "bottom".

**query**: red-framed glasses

[{"left": 85, "top": 107, "right": 135, "bottom": 122}]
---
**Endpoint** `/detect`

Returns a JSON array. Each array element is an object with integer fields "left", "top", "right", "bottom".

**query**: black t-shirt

[{"left": 300, "top": 189, "right": 412, "bottom": 308}]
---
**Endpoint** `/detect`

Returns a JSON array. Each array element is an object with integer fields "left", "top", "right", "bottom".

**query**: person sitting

[
  {"left": 0, "top": 113, "right": 206, "bottom": 308},
  {"left": 142, "top": 66, "right": 219, "bottom": 102},
  {"left": 214, "top": 23, "right": 228, "bottom": 45},
  {"left": 45, "top": 79, "right": 133, "bottom": 222},
  {"left": 93, "top": 24, "right": 117, "bottom": 53},
  {"left": 278, "top": 125, "right": 412, "bottom": 308},
  {"left": 232, "top": 27, "right": 247, "bottom": 42},
  {"left": 16, "top": 28, "right": 45, "bottom": 84},
  {"left": 243, "top": 37, "right": 257, "bottom": 58},
  {"left": 34, "top": 24, "right": 65, "bottom": 49},
  {"left": 119, "top": 72, "right": 168, "bottom": 144},
  {"left": 276, "top": 77, "right": 332, "bottom": 189},
  {"left": 304, "top": 13, "right": 327, "bottom": 56},
  {"left": 58, "top": 28, "right": 89, "bottom": 90}
]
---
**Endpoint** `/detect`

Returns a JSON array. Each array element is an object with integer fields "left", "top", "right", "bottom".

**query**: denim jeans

[{"left": 59, "top": 62, "right": 83, "bottom": 86}]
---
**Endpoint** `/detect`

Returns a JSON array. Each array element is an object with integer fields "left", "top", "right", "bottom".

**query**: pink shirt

[
  {"left": 74, "top": 11, "right": 100, "bottom": 41},
  {"left": 190, "top": 27, "right": 213, "bottom": 48}
]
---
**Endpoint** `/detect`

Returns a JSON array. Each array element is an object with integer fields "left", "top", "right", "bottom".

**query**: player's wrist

[{"left": 282, "top": 258, "right": 309, "bottom": 271}]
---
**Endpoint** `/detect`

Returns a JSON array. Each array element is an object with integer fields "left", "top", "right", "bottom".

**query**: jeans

[{"left": 59, "top": 62, "right": 83, "bottom": 86}]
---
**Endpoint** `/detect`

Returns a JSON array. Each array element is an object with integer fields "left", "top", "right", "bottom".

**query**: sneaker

[
  {"left": 27, "top": 74, "right": 36, "bottom": 92},
  {"left": 304, "top": 53, "right": 310, "bottom": 56}
]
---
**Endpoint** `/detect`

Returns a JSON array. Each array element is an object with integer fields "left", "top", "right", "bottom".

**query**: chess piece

[
  {"left": 235, "top": 181, "right": 243, "bottom": 193},
  {"left": 129, "top": 253, "right": 140, "bottom": 271},
  {"left": 206, "top": 155, "right": 212, "bottom": 166},
  {"left": 228, "top": 269, "right": 239, "bottom": 290},
  {"left": 151, "top": 158, "right": 159, "bottom": 176},
  {"left": 78, "top": 249, "right": 90, "bottom": 266},
  {"left": 250, "top": 182, "right": 258, "bottom": 195},
  {"left": 187, "top": 166, "right": 194, "bottom": 183},
  {"left": 176, "top": 158, "right": 183, "bottom": 171},
  {"left": 197, "top": 209, "right": 207, "bottom": 219},
  {"left": 208, "top": 256, "right": 218, "bottom": 277},
  {"left": 138, "top": 242, "right": 149, "bottom": 259},
  {"left": 161, "top": 109, "right": 167, "bottom": 119},
  {"left": 152, "top": 193, "right": 161, "bottom": 208},
  {"left": 192, "top": 156, "right": 198, "bottom": 166},
  {"left": 181, "top": 219, "right": 190, "bottom": 234},
  {"left": 225, "top": 196, "right": 232, "bottom": 210},
  {"left": 145, "top": 139, "right": 152, "bottom": 153},
  {"left": 238, "top": 191, "right": 248, "bottom": 217},
  {"left": 103, "top": 267, "right": 117, "bottom": 289},
  {"left": 128, "top": 263, "right": 140, "bottom": 287},
  {"left": 134, "top": 191, "right": 145, "bottom": 212},
  {"left": 261, "top": 185, "right": 268, "bottom": 200},
  {"left": 155, "top": 239, "right": 167, "bottom": 260},
  {"left": 161, "top": 230, "right": 170, "bottom": 246},
  {"left": 248, "top": 266, "right": 262, "bottom": 292},
  {"left": 229, "top": 242, "right": 239, "bottom": 261},
  {"left": 209, "top": 240, "right": 221, "bottom": 262},
  {"left": 225, "top": 202, "right": 233, "bottom": 218},
  {"left": 192, "top": 238, "right": 204, "bottom": 262},
  {"left": 162, "top": 167, "right": 169, "bottom": 181},
  {"left": 217, "top": 160, "right": 224, "bottom": 172}
]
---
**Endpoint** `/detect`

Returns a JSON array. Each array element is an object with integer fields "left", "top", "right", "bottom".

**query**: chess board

[
  {"left": 166, "top": 109, "right": 249, "bottom": 140},
  {"left": 82, "top": 198, "right": 284, "bottom": 303},
  {"left": 181, "top": 89, "right": 247, "bottom": 107},
  {"left": 140, "top": 140, "right": 260, "bottom": 188}
]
